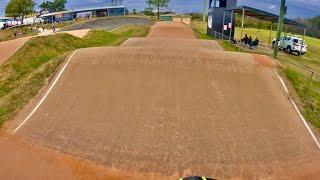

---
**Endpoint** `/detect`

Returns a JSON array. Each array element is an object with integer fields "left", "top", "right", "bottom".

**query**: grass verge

[
  {"left": 284, "top": 68, "right": 320, "bottom": 128},
  {"left": 190, "top": 20, "right": 213, "bottom": 40},
  {"left": 190, "top": 20, "right": 241, "bottom": 52},
  {"left": 0, "top": 25, "right": 150, "bottom": 127},
  {"left": 0, "top": 26, "right": 39, "bottom": 42},
  {"left": 218, "top": 41, "right": 241, "bottom": 52}
]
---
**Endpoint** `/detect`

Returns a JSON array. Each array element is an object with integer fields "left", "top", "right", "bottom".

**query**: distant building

[
  {"left": 40, "top": 5, "right": 127, "bottom": 23},
  {"left": 0, "top": 17, "right": 11, "bottom": 29}
]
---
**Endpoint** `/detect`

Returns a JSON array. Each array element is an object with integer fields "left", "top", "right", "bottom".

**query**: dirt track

[
  {"left": 0, "top": 37, "right": 32, "bottom": 65},
  {"left": 148, "top": 21, "right": 195, "bottom": 39},
  {"left": 3, "top": 21, "right": 320, "bottom": 179}
]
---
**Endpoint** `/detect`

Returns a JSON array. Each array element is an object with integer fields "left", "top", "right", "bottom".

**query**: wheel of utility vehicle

[{"left": 286, "top": 46, "right": 292, "bottom": 54}]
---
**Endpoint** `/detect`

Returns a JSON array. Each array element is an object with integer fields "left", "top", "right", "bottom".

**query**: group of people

[
  {"left": 241, "top": 34, "right": 260, "bottom": 49},
  {"left": 35, "top": 24, "right": 56, "bottom": 32}
]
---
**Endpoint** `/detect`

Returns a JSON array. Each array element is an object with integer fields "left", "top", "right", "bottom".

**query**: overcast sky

[{"left": 0, "top": 0, "right": 319, "bottom": 18}]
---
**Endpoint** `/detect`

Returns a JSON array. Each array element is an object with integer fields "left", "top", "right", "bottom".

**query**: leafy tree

[
  {"left": 143, "top": 7, "right": 155, "bottom": 16},
  {"left": 5, "top": 0, "right": 35, "bottom": 24},
  {"left": 39, "top": 0, "right": 67, "bottom": 13},
  {"left": 39, "top": 1, "right": 54, "bottom": 12},
  {"left": 146, "top": 0, "right": 169, "bottom": 19}
]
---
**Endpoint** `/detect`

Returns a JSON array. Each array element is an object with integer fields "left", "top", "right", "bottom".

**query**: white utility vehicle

[{"left": 272, "top": 35, "right": 307, "bottom": 55}]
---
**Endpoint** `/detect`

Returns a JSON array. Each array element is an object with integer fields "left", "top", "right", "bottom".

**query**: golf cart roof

[{"left": 228, "top": 6, "right": 305, "bottom": 28}]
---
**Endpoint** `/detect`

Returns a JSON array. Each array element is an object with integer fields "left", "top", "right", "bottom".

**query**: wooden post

[
  {"left": 273, "top": 0, "right": 286, "bottom": 59},
  {"left": 203, "top": 0, "right": 207, "bottom": 31},
  {"left": 300, "top": 27, "right": 307, "bottom": 57},
  {"left": 268, "top": 23, "right": 273, "bottom": 47},
  {"left": 222, "top": 11, "right": 226, "bottom": 39},
  {"left": 229, "top": 10, "right": 234, "bottom": 40},
  {"left": 240, "top": 8, "right": 245, "bottom": 42}
]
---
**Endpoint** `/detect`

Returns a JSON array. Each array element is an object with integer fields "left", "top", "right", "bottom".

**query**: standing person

[
  {"left": 241, "top": 34, "right": 248, "bottom": 45},
  {"left": 42, "top": 26, "right": 45, "bottom": 32},
  {"left": 14, "top": 29, "right": 18, "bottom": 37},
  {"left": 52, "top": 24, "right": 56, "bottom": 32}
]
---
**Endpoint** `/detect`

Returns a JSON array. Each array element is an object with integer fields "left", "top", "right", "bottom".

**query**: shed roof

[
  {"left": 229, "top": 6, "right": 305, "bottom": 27},
  {"left": 40, "top": 5, "right": 126, "bottom": 18},
  {"left": 0, "top": 17, "right": 12, "bottom": 20},
  {"left": 69, "top": 5, "right": 125, "bottom": 13},
  {"left": 40, "top": 11, "right": 71, "bottom": 18}
]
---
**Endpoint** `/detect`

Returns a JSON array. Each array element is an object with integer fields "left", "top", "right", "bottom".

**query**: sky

[{"left": 0, "top": 0, "right": 319, "bottom": 18}]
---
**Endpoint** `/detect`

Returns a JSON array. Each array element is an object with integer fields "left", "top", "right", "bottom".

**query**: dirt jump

[
  {"left": 0, "top": 37, "right": 32, "bottom": 65},
  {"left": 2, "top": 21, "right": 320, "bottom": 179}
]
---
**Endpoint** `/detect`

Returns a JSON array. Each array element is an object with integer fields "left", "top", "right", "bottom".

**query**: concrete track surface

[{"left": 5, "top": 21, "right": 320, "bottom": 179}]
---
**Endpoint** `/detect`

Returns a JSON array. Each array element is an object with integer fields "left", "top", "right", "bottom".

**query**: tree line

[{"left": 5, "top": 0, "right": 67, "bottom": 24}]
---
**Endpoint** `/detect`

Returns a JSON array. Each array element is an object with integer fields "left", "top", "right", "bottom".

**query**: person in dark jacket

[
  {"left": 249, "top": 37, "right": 260, "bottom": 48},
  {"left": 241, "top": 34, "right": 248, "bottom": 45}
]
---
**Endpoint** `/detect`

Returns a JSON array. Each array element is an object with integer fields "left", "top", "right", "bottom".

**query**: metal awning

[
  {"left": 69, "top": 5, "right": 126, "bottom": 14},
  {"left": 228, "top": 6, "right": 305, "bottom": 27}
]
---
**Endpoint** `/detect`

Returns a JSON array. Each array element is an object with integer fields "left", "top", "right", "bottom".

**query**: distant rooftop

[
  {"left": 229, "top": 6, "right": 305, "bottom": 27},
  {"left": 40, "top": 5, "right": 126, "bottom": 18},
  {"left": 69, "top": 5, "right": 125, "bottom": 13},
  {"left": 0, "top": 17, "right": 11, "bottom": 20},
  {"left": 40, "top": 11, "right": 71, "bottom": 18}
]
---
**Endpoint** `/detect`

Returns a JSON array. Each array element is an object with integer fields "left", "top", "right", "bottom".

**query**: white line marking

[
  {"left": 13, "top": 50, "right": 79, "bottom": 134},
  {"left": 290, "top": 99, "right": 320, "bottom": 150},
  {"left": 276, "top": 72, "right": 320, "bottom": 150},
  {"left": 276, "top": 72, "right": 289, "bottom": 94}
]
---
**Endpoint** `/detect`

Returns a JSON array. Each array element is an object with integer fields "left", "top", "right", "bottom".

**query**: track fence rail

[{"left": 211, "top": 30, "right": 320, "bottom": 89}]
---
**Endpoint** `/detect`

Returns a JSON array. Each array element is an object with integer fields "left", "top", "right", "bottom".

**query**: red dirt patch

[
  {"left": 0, "top": 132, "right": 173, "bottom": 179},
  {"left": 251, "top": 54, "right": 275, "bottom": 69},
  {"left": 0, "top": 37, "right": 32, "bottom": 65},
  {"left": 147, "top": 21, "right": 195, "bottom": 39}
]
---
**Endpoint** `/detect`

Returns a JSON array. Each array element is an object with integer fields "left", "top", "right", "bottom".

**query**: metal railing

[{"left": 210, "top": 30, "right": 320, "bottom": 89}]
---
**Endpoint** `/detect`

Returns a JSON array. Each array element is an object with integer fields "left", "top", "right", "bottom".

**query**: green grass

[
  {"left": 190, "top": 20, "right": 240, "bottom": 52},
  {"left": 0, "top": 26, "right": 39, "bottom": 42},
  {"left": 284, "top": 68, "right": 320, "bottom": 128},
  {"left": 42, "top": 21, "right": 77, "bottom": 30},
  {"left": 190, "top": 20, "right": 213, "bottom": 40},
  {"left": 218, "top": 40, "right": 241, "bottom": 52},
  {"left": 234, "top": 28, "right": 320, "bottom": 67},
  {"left": 0, "top": 25, "right": 150, "bottom": 126}
]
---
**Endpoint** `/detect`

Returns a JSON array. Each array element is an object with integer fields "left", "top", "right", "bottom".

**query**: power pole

[
  {"left": 203, "top": 0, "right": 207, "bottom": 31},
  {"left": 157, "top": 0, "right": 160, "bottom": 19},
  {"left": 273, "top": 0, "right": 286, "bottom": 59}
]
